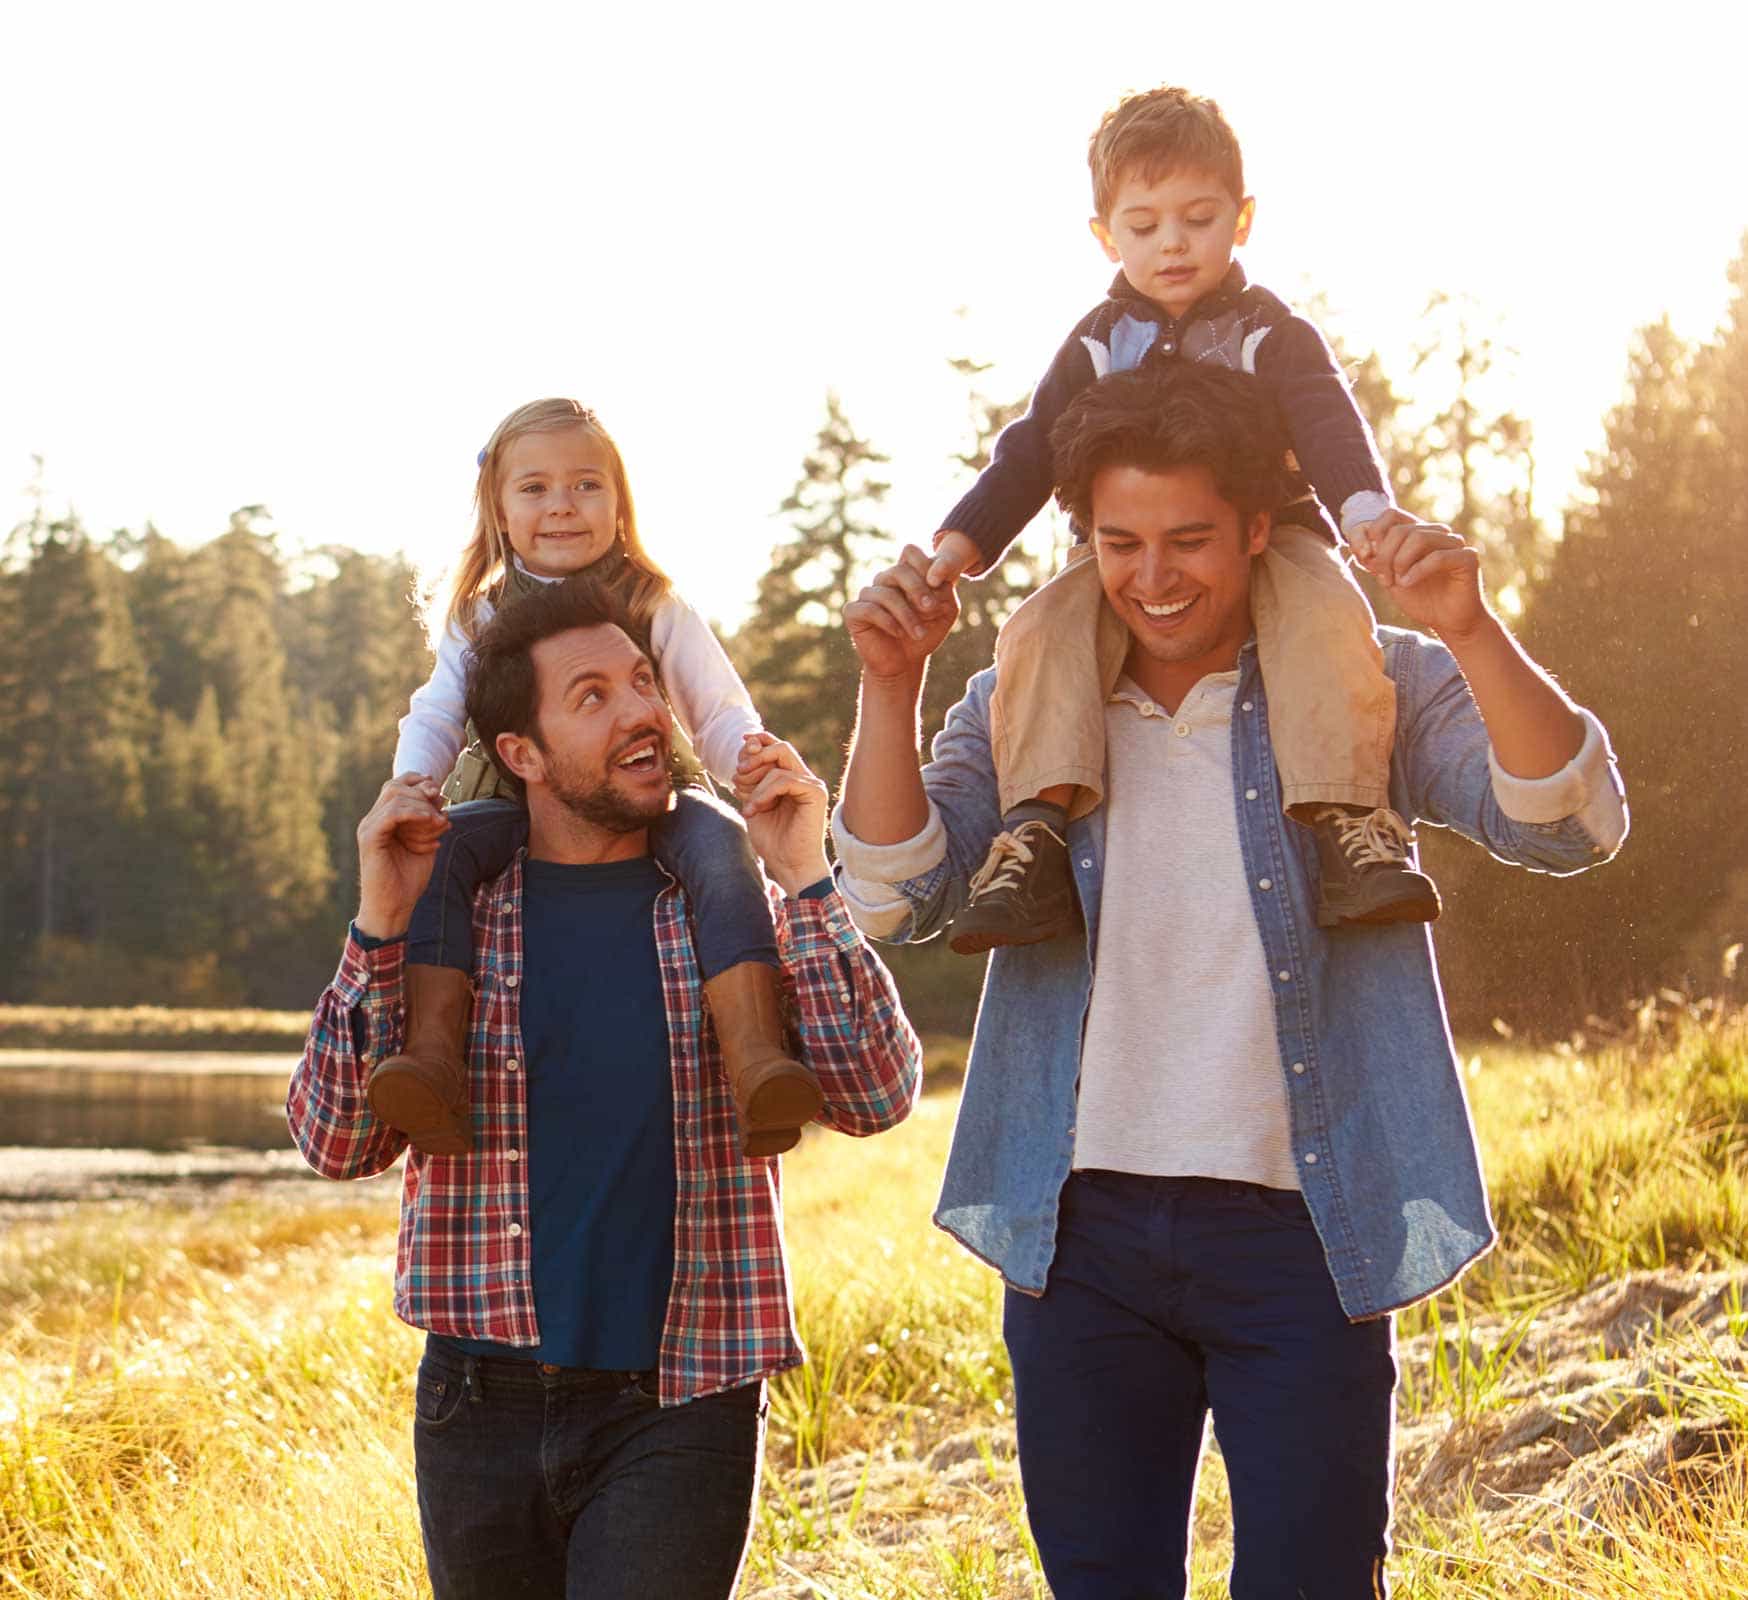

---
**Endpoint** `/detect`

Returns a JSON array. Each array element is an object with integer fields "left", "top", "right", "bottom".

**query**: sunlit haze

[{"left": 5, "top": 1, "right": 1743, "bottom": 628}]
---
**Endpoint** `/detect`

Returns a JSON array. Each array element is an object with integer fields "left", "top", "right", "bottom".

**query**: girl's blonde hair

[{"left": 423, "top": 399, "right": 672, "bottom": 644}]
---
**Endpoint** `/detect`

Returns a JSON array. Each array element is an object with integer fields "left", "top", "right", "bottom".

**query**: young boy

[{"left": 928, "top": 85, "right": 1440, "bottom": 954}]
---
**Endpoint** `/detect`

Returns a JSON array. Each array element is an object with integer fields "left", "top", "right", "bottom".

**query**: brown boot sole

[
  {"left": 368, "top": 1065, "right": 474, "bottom": 1156},
  {"left": 741, "top": 1124, "right": 804, "bottom": 1158},
  {"left": 736, "top": 1071, "right": 824, "bottom": 1158},
  {"left": 1317, "top": 892, "right": 1443, "bottom": 930},
  {"left": 948, "top": 908, "right": 1080, "bottom": 957},
  {"left": 743, "top": 1072, "right": 824, "bottom": 1130}
]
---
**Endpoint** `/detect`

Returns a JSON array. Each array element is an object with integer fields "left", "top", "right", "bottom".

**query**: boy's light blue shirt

[{"left": 832, "top": 628, "right": 1628, "bottom": 1319}]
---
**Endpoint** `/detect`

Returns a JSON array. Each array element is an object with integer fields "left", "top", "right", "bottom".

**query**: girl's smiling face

[
  {"left": 498, "top": 426, "right": 620, "bottom": 577},
  {"left": 1091, "top": 166, "right": 1254, "bottom": 320}
]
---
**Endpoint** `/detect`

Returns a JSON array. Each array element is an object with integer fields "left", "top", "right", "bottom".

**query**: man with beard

[{"left": 288, "top": 577, "right": 920, "bottom": 1600}]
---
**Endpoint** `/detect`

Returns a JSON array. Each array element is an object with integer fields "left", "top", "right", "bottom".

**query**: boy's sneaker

[
  {"left": 1307, "top": 805, "right": 1441, "bottom": 928},
  {"left": 949, "top": 821, "right": 1080, "bottom": 955}
]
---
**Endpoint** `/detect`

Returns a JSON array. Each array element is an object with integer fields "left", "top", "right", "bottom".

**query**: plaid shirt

[{"left": 288, "top": 857, "right": 921, "bottom": 1405}]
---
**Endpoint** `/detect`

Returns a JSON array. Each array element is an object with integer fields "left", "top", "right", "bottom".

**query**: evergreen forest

[{"left": 4, "top": 245, "right": 1744, "bottom": 1036}]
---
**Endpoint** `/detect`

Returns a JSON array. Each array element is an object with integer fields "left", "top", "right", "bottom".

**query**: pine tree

[
  {"left": 0, "top": 519, "right": 151, "bottom": 985},
  {"left": 733, "top": 394, "right": 892, "bottom": 790},
  {"left": 1427, "top": 242, "right": 1748, "bottom": 1028}
]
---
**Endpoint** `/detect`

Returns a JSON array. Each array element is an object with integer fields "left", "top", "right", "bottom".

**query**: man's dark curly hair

[
  {"left": 1049, "top": 364, "right": 1291, "bottom": 532},
  {"left": 464, "top": 574, "right": 653, "bottom": 786}
]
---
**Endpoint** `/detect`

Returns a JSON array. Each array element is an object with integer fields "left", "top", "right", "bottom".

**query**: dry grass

[{"left": 0, "top": 1007, "right": 1744, "bottom": 1597}]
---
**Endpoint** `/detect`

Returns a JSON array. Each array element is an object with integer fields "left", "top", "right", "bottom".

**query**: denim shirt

[{"left": 833, "top": 628, "right": 1628, "bottom": 1319}]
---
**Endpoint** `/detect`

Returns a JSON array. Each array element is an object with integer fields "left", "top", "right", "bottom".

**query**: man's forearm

[
  {"left": 840, "top": 670, "right": 932, "bottom": 845},
  {"left": 1444, "top": 613, "right": 1585, "bottom": 779}
]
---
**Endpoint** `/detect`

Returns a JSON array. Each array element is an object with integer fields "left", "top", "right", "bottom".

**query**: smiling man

[
  {"left": 288, "top": 576, "right": 920, "bottom": 1600},
  {"left": 833, "top": 364, "right": 1627, "bottom": 1597}
]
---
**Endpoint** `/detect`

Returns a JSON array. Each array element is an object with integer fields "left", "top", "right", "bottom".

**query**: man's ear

[
  {"left": 494, "top": 729, "right": 545, "bottom": 786},
  {"left": 1245, "top": 510, "right": 1273, "bottom": 558},
  {"left": 1233, "top": 196, "right": 1256, "bottom": 246},
  {"left": 1088, "top": 216, "right": 1122, "bottom": 263}
]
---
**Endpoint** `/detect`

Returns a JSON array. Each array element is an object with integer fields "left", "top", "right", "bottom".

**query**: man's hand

[
  {"left": 355, "top": 774, "right": 449, "bottom": 940},
  {"left": 1348, "top": 505, "right": 1417, "bottom": 565},
  {"left": 734, "top": 735, "right": 831, "bottom": 897},
  {"left": 845, "top": 545, "right": 961, "bottom": 685},
  {"left": 1367, "top": 519, "right": 1490, "bottom": 641},
  {"left": 926, "top": 529, "right": 982, "bottom": 589}
]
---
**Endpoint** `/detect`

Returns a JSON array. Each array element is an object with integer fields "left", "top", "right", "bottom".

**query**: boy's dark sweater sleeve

[
  {"left": 939, "top": 326, "right": 1096, "bottom": 573},
  {"left": 1254, "top": 315, "right": 1390, "bottom": 531}
]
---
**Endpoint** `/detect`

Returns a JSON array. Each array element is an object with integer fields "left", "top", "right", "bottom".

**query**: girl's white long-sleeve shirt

[{"left": 393, "top": 585, "right": 763, "bottom": 788}]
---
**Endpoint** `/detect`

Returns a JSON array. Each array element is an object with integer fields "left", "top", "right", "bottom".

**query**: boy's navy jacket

[{"left": 942, "top": 263, "right": 1390, "bottom": 565}]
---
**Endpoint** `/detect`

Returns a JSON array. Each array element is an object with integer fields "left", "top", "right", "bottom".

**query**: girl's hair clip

[{"left": 476, "top": 446, "right": 489, "bottom": 468}]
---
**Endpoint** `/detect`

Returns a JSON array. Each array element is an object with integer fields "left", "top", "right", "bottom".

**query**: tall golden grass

[{"left": 0, "top": 1004, "right": 1743, "bottom": 1597}]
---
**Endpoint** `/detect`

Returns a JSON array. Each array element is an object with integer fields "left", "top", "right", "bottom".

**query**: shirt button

[
  {"left": 1277, "top": 970, "right": 1291, "bottom": 983},
  {"left": 1174, "top": 722, "right": 1190, "bottom": 737},
  {"left": 504, "top": 974, "right": 519, "bottom": 989},
  {"left": 1245, "top": 788, "right": 1259, "bottom": 800},
  {"left": 1258, "top": 878, "right": 1272, "bottom": 891},
  {"left": 1140, "top": 702, "right": 1157, "bottom": 716},
  {"left": 1292, "top": 1061, "right": 1306, "bottom": 1075},
  {"left": 1081, "top": 858, "right": 1093, "bottom": 869},
  {"left": 507, "top": 1148, "right": 520, "bottom": 1162},
  {"left": 507, "top": 1222, "right": 523, "bottom": 1237},
  {"left": 1303, "top": 1152, "right": 1319, "bottom": 1165},
  {"left": 1241, "top": 700, "right": 1254, "bottom": 712},
  {"left": 506, "top": 1058, "right": 519, "bottom": 1072}
]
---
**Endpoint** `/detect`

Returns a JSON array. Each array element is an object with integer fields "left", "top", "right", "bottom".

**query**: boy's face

[{"left": 1091, "top": 167, "right": 1254, "bottom": 319}]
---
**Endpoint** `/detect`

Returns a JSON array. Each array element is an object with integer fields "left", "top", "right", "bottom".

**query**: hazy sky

[{"left": 5, "top": 1, "right": 1743, "bottom": 626}]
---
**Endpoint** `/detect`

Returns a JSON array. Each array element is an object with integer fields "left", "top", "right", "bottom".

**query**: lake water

[{"left": 0, "top": 1051, "right": 398, "bottom": 1209}]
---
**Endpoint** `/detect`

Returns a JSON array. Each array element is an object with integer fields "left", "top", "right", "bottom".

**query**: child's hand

[
  {"left": 926, "top": 530, "right": 981, "bottom": 589},
  {"left": 355, "top": 774, "right": 450, "bottom": 939},
  {"left": 736, "top": 737, "right": 832, "bottom": 897},
  {"left": 735, "top": 732, "right": 781, "bottom": 797},
  {"left": 846, "top": 545, "right": 962, "bottom": 683},
  {"left": 1349, "top": 507, "right": 1416, "bottom": 568}
]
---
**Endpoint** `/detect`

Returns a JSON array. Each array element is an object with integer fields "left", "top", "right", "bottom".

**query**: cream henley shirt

[{"left": 1072, "top": 672, "right": 1299, "bottom": 1191}]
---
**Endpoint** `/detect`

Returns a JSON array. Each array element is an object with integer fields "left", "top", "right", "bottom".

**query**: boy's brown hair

[{"left": 1088, "top": 87, "right": 1245, "bottom": 220}]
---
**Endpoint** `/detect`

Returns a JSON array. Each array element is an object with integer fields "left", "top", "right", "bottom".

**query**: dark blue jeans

[
  {"left": 407, "top": 788, "right": 779, "bottom": 980},
  {"left": 1003, "top": 1171, "right": 1397, "bottom": 1600},
  {"left": 412, "top": 1338, "right": 766, "bottom": 1600}
]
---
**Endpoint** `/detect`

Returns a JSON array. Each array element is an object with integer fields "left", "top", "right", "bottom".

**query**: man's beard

[{"left": 543, "top": 732, "right": 685, "bottom": 834}]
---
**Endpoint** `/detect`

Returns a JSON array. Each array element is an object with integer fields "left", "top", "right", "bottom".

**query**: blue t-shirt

[{"left": 453, "top": 854, "right": 675, "bottom": 1369}]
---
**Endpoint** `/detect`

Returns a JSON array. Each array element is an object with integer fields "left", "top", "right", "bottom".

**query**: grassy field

[{"left": 1, "top": 1004, "right": 1744, "bottom": 1597}]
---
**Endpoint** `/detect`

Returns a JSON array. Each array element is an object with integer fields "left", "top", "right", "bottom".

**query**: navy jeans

[
  {"left": 406, "top": 788, "right": 779, "bottom": 980},
  {"left": 412, "top": 1338, "right": 766, "bottom": 1600},
  {"left": 1003, "top": 1172, "right": 1397, "bottom": 1600}
]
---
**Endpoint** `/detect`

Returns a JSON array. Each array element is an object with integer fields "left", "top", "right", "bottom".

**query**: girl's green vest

[{"left": 439, "top": 551, "right": 690, "bottom": 804}]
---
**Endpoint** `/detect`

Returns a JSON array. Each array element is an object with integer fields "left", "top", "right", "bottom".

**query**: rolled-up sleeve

[
  {"left": 773, "top": 887, "right": 921, "bottom": 1137},
  {"left": 829, "top": 800, "right": 949, "bottom": 938},
  {"left": 286, "top": 930, "right": 412, "bottom": 1179},
  {"left": 1488, "top": 709, "right": 1628, "bottom": 853}
]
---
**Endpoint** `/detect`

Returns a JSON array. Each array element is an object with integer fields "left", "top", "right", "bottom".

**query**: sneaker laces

[
  {"left": 1314, "top": 806, "right": 1414, "bottom": 867},
  {"left": 965, "top": 822, "right": 1065, "bottom": 901}
]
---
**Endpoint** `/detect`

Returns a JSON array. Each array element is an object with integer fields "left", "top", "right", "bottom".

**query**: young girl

[{"left": 372, "top": 397, "right": 822, "bottom": 1159}]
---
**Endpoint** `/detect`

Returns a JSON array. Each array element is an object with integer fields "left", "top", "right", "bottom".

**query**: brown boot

[
  {"left": 704, "top": 961, "right": 823, "bottom": 1158},
  {"left": 368, "top": 964, "right": 475, "bottom": 1156}
]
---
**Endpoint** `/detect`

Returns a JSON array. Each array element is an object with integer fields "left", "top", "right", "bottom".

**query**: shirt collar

[
  {"left": 1106, "top": 259, "right": 1249, "bottom": 325},
  {"left": 1108, "top": 669, "right": 1241, "bottom": 725}
]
